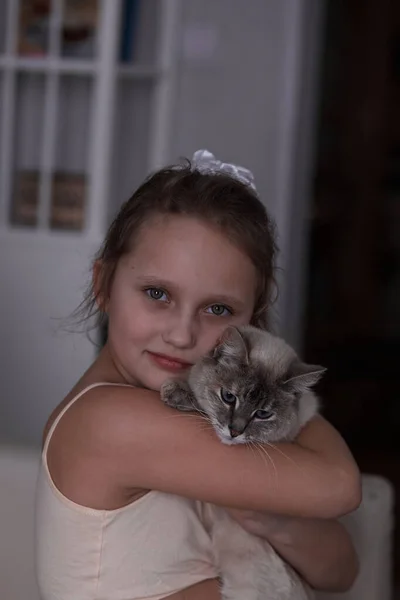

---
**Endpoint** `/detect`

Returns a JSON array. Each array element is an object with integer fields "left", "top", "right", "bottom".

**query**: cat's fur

[{"left": 161, "top": 325, "right": 326, "bottom": 600}]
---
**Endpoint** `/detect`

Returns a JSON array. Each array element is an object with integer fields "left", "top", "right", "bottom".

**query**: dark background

[{"left": 303, "top": 0, "right": 400, "bottom": 585}]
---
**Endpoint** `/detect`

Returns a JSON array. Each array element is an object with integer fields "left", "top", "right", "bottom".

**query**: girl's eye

[
  {"left": 145, "top": 288, "right": 168, "bottom": 302},
  {"left": 254, "top": 409, "right": 274, "bottom": 420},
  {"left": 206, "top": 304, "right": 232, "bottom": 317},
  {"left": 220, "top": 388, "right": 237, "bottom": 405}
]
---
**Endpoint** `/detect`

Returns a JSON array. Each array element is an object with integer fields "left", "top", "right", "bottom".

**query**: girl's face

[{"left": 105, "top": 215, "right": 257, "bottom": 390}]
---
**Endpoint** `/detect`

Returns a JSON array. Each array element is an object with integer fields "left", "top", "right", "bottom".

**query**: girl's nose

[{"left": 162, "top": 313, "right": 197, "bottom": 350}]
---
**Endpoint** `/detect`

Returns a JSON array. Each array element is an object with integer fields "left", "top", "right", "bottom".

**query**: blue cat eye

[
  {"left": 254, "top": 409, "right": 274, "bottom": 420},
  {"left": 220, "top": 389, "right": 237, "bottom": 405}
]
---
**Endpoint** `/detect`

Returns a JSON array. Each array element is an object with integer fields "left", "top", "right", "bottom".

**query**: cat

[{"left": 161, "top": 325, "right": 326, "bottom": 600}]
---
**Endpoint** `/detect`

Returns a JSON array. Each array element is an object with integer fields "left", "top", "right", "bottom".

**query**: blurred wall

[
  {"left": 172, "top": 0, "right": 325, "bottom": 346},
  {"left": 0, "top": 0, "right": 324, "bottom": 447}
]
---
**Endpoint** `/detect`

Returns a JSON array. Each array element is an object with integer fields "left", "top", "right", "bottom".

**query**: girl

[{"left": 36, "top": 150, "right": 360, "bottom": 600}]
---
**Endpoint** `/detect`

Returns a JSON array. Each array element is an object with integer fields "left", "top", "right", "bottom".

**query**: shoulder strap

[{"left": 43, "top": 382, "right": 133, "bottom": 454}]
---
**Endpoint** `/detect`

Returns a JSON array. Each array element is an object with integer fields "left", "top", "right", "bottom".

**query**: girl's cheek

[
  {"left": 199, "top": 313, "right": 251, "bottom": 354},
  {"left": 200, "top": 324, "right": 229, "bottom": 353}
]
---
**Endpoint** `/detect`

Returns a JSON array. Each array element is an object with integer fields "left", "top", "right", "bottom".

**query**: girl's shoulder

[
  {"left": 43, "top": 382, "right": 158, "bottom": 509},
  {"left": 43, "top": 380, "right": 150, "bottom": 448}
]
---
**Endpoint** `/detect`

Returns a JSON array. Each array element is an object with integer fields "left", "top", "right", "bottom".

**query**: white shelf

[
  {"left": 0, "top": 56, "right": 98, "bottom": 76},
  {"left": 117, "top": 64, "right": 161, "bottom": 79},
  {"left": 0, "top": 225, "right": 101, "bottom": 246},
  {"left": 0, "top": 56, "right": 162, "bottom": 80},
  {"left": 0, "top": 0, "right": 181, "bottom": 235}
]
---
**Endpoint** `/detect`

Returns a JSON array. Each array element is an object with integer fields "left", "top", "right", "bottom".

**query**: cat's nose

[{"left": 229, "top": 425, "right": 242, "bottom": 438}]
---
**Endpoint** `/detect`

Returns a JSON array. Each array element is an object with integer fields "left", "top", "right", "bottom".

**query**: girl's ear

[{"left": 92, "top": 260, "right": 109, "bottom": 312}]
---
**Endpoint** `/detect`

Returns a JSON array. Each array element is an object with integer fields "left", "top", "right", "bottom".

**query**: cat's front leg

[
  {"left": 160, "top": 379, "right": 199, "bottom": 412},
  {"left": 209, "top": 506, "right": 275, "bottom": 600},
  {"left": 207, "top": 505, "right": 310, "bottom": 600}
]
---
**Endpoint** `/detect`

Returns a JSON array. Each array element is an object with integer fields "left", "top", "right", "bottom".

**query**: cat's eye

[
  {"left": 254, "top": 409, "right": 274, "bottom": 420},
  {"left": 220, "top": 388, "right": 237, "bottom": 405}
]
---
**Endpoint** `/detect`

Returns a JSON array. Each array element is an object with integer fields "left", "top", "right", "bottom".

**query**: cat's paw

[
  {"left": 160, "top": 380, "right": 181, "bottom": 408},
  {"left": 160, "top": 380, "right": 197, "bottom": 412}
]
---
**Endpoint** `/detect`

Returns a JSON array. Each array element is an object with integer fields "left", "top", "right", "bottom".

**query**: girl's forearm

[
  {"left": 253, "top": 416, "right": 361, "bottom": 519},
  {"left": 277, "top": 415, "right": 362, "bottom": 518},
  {"left": 230, "top": 511, "right": 359, "bottom": 592},
  {"left": 268, "top": 516, "right": 359, "bottom": 592}
]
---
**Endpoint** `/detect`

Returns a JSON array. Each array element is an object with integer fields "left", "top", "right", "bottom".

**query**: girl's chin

[{"left": 131, "top": 360, "right": 189, "bottom": 392}]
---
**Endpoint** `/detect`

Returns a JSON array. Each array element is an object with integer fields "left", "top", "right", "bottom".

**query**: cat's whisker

[
  {"left": 255, "top": 447, "right": 277, "bottom": 489},
  {"left": 163, "top": 413, "right": 203, "bottom": 420},
  {"left": 164, "top": 406, "right": 209, "bottom": 419},
  {"left": 247, "top": 441, "right": 258, "bottom": 462},
  {"left": 264, "top": 441, "right": 306, "bottom": 476},
  {"left": 260, "top": 445, "right": 279, "bottom": 487},
  {"left": 163, "top": 413, "right": 212, "bottom": 427},
  {"left": 249, "top": 441, "right": 267, "bottom": 473},
  {"left": 253, "top": 442, "right": 279, "bottom": 488},
  {"left": 163, "top": 412, "right": 215, "bottom": 436},
  {"left": 248, "top": 441, "right": 263, "bottom": 473},
  {"left": 199, "top": 426, "right": 216, "bottom": 435}
]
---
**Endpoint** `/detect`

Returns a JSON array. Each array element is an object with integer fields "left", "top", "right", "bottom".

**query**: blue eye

[
  {"left": 145, "top": 288, "right": 168, "bottom": 302},
  {"left": 206, "top": 304, "right": 232, "bottom": 317},
  {"left": 220, "top": 389, "right": 237, "bottom": 405},
  {"left": 254, "top": 409, "right": 274, "bottom": 420}
]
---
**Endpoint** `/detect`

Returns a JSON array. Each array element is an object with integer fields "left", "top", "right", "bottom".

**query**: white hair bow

[{"left": 191, "top": 149, "right": 257, "bottom": 192}]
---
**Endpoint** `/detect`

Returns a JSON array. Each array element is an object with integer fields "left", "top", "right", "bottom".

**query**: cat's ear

[
  {"left": 283, "top": 361, "right": 326, "bottom": 393},
  {"left": 213, "top": 326, "right": 249, "bottom": 365}
]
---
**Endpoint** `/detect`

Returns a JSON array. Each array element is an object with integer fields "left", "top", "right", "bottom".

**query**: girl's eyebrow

[
  {"left": 136, "top": 275, "right": 246, "bottom": 309},
  {"left": 136, "top": 275, "right": 178, "bottom": 290}
]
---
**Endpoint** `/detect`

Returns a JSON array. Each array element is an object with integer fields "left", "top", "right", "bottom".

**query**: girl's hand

[
  {"left": 228, "top": 508, "right": 286, "bottom": 539},
  {"left": 228, "top": 509, "right": 359, "bottom": 593}
]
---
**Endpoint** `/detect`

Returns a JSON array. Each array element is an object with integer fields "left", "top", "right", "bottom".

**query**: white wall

[
  {"left": 171, "top": 0, "right": 325, "bottom": 347},
  {"left": 173, "top": 0, "right": 286, "bottom": 210},
  {"left": 0, "top": 232, "right": 98, "bottom": 446}
]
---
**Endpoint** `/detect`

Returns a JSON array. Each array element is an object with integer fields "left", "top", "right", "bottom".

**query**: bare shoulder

[{"left": 45, "top": 383, "right": 166, "bottom": 509}]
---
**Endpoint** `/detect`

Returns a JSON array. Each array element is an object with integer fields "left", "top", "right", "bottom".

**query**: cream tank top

[{"left": 35, "top": 383, "right": 218, "bottom": 600}]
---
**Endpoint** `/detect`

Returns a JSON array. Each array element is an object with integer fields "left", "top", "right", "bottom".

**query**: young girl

[{"left": 36, "top": 150, "right": 360, "bottom": 600}]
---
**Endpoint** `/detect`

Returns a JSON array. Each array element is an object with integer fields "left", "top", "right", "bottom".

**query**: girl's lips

[{"left": 147, "top": 352, "right": 193, "bottom": 372}]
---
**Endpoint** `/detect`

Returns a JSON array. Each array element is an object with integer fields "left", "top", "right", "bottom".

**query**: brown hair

[{"left": 78, "top": 159, "right": 277, "bottom": 333}]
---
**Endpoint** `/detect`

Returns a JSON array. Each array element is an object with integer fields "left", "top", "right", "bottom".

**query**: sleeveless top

[{"left": 35, "top": 383, "right": 218, "bottom": 600}]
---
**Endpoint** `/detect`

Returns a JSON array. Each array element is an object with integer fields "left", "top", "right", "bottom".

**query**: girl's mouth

[{"left": 147, "top": 352, "right": 193, "bottom": 372}]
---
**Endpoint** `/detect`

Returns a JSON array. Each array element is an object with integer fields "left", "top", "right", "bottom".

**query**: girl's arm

[
  {"left": 228, "top": 510, "right": 359, "bottom": 592},
  {"left": 66, "top": 386, "right": 362, "bottom": 518}
]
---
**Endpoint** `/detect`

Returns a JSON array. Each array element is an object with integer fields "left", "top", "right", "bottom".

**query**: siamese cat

[{"left": 161, "top": 326, "right": 325, "bottom": 600}]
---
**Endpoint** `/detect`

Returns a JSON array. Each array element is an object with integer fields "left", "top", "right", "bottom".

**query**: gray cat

[{"left": 161, "top": 325, "right": 325, "bottom": 600}]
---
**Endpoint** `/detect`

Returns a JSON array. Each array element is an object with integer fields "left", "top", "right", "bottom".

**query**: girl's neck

[{"left": 91, "top": 343, "right": 140, "bottom": 387}]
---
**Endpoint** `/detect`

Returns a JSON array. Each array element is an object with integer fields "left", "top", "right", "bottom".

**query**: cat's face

[{"left": 189, "top": 326, "right": 325, "bottom": 445}]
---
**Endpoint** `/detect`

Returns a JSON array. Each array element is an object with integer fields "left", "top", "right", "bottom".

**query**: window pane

[
  {"left": 17, "top": 0, "right": 51, "bottom": 57},
  {"left": 10, "top": 72, "right": 46, "bottom": 227},
  {"left": 0, "top": 0, "right": 7, "bottom": 54},
  {"left": 61, "top": 0, "right": 100, "bottom": 60},
  {"left": 119, "top": 0, "right": 159, "bottom": 65},
  {"left": 109, "top": 79, "right": 152, "bottom": 219},
  {"left": 0, "top": 70, "right": 3, "bottom": 159},
  {"left": 50, "top": 75, "right": 93, "bottom": 230}
]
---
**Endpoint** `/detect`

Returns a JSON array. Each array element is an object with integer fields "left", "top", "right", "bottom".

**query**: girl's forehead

[
  {"left": 132, "top": 215, "right": 252, "bottom": 267},
  {"left": 123, "top": 215, "right": 257, "bottom": 298}
]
